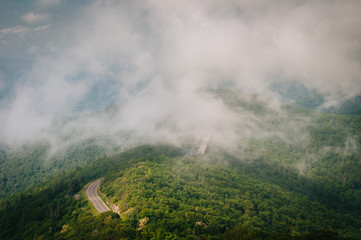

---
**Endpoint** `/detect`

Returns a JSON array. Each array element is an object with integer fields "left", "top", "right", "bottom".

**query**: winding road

[{"left": 86, "top": 178, "right": 110, "bottom": 213}]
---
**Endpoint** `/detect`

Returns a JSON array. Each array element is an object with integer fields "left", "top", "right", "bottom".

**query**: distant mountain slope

[
  {"left": 270, "top": 81, "right": 361, "bottom": 115},
  {"left": 327, "top": 94, "right": 361, "bottom": 116},
  {"left": 0, "top": 139, "right": 112, "bottom": 198},
  {"left": 270, "top": 82, "right": 325, "bottom": 109}
]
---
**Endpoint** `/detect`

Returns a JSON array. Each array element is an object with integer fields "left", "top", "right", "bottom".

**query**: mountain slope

[
  {"left": 0, "top": 139, "right": 110, "bottom": 198},
  {"left": 0, "top": 145, "right": 360, "bottom": 239}
]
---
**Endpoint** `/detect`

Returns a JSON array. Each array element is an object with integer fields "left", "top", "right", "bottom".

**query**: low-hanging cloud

[{"left": 0, "top": 0, "right": 361, "bottom": 148}]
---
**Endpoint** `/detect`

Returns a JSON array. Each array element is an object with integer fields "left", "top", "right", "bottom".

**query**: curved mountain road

[{"left": 86, "top": 178, "right": 110, "bottom": 213}]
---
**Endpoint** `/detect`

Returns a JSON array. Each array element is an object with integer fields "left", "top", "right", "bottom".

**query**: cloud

[
  {"left": 22, "top": 12, "right": 48, "bottom": 25},
  {"left": 0, "top": 24, "right": 49, "bottom": 37},
  {"left": 0, "top": 26, "right": 30, "bottom": 35},
  {"left": 1, "top": 0, "right": 361, "bottom": 147},
  {"left": 34, "top": 24, "right": 51, "bottom": 31},
  {"left": 0, "top": 23, "right": 50, "bottom": 58}
]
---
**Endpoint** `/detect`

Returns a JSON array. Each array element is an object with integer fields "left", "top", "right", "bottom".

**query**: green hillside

[{"left": 1, "top": 144, "right": 360, "bottom": 239}]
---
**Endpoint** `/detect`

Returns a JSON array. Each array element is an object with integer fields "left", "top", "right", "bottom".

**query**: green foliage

[
  {"left": 99, "top": 156, "right": 360, "bottom": 239},
  {"left": 0, "top": 145, "right": 185, "bottom": 240},
  {"left": 307, "top": 113, "right": 361, "bottom": 150},
  {"left": 0, "top": 139, "right": 111, "bottom": 198},
  {"left": 1, "top": 141, "right": 361, "bottom": 239}
]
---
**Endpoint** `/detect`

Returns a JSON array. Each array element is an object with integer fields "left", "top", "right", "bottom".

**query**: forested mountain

[
  {"left": 1, "top": 91, "right": 361, "bottom": 239},
  {"left": 1, "top": 0, "right": 361, "bottom": 239},
  {"left": 2, "top": 89, "right": 360, "bottom": 199},
  {"left": 0, "top": 139, "right": 112, "bottom": 198},
  {"left": 1, "top": 137, "right": 360, "bottom": 239},
  {"left": 0, "top": 105, "right": 123, "bottom": 198}
]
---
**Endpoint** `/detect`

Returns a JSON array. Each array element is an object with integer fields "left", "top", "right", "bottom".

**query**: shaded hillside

[
  {"left": 327, "top": 94, "right": 361, "bottom": 116},
  {"left": 0, "top": 139, "right": 112, "bottom": 198}
]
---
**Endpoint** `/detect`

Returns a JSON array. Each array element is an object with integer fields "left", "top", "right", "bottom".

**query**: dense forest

[
  {"left": 0, "top": 142, "right": 360, "bottom": 239},
  {"left": 0, "top": 139, "right": 112, "bottom": 198}
]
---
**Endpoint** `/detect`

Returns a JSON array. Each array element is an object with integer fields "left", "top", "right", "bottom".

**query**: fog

[{"left": 1, "top": 0, "right": 361, "bottom": 150}]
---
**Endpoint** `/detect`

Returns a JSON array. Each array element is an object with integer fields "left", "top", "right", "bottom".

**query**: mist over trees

[
  {"left": 1, "top": 0, "right": 361, "bottom": 239},
  {"left": 1, "top": 0, "right": 361, "bottom": 147}
]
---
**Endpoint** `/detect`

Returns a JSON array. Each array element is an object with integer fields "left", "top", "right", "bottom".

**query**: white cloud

[
  {"left": 22, "top": 12, "right": 48, "bottom": 24},
  {"left": 34, "top": 24, "right": 51, "bottom": 31},
  {"left": 0, "top": 26, "right": 30, "bottom": 35},
  {"left": 1, "top": 0, "right": 361, "bottom": 146}
]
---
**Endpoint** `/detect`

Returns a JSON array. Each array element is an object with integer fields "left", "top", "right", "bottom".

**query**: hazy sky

[{"left": 1, "top": 0, "right": 361, "bottom": 146}]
